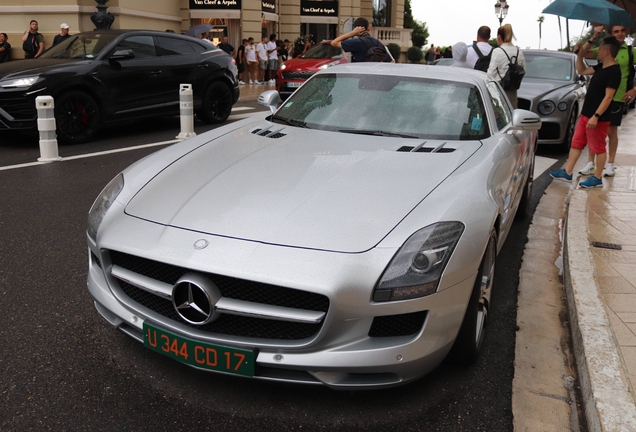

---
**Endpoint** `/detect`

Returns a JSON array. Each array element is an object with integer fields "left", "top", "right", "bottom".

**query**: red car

[{"left": 277, "top": 41, "right": 348, "bottom": 100}]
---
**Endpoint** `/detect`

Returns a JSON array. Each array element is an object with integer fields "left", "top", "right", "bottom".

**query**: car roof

[
  {"left": 522, "top": 49, "right": 576, "bottom": 59},
  {"left": 317, "top": 63, "right": 488, "bottom": 85}
]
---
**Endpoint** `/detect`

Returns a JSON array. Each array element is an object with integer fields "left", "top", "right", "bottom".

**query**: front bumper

[
  {"left": 86, "top": 216, "right": 476, "bottom": 389},
  {"left": 0, "top": 89, "right": 38, "bottom": 130}
]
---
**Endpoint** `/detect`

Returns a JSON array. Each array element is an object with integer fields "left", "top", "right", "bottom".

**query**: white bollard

[
  {"left": 176, "top": 84, "right": 196, "bottom": 140},
  {"left": 36, "top": 96, "right": 61, "bottom": 162}
]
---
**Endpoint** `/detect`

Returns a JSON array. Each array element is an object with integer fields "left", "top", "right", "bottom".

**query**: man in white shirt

[
  {"left": 266, "top": 34, "right": 278, "bottom": 84},
  {"left": 255, "top": 36, "right": 268, "bottom": 84},
  {"left": 466, "top": 26, "right": 492, "bottom": 69}
]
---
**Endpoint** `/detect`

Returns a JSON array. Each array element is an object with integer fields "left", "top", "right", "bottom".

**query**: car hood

[
  {"left": 0, "top": 59, "right": 88, "bottom": 80},
  {"left": 125, "top": 124, "right": 480, "bottom": 253},
  {"left": 518, "top": 78, "right": 576, "bottom": 99},
  {"left": 283, "top": 57, "right": 343, "bottom": 72}
]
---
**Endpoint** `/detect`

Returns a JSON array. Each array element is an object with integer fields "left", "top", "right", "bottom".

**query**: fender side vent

[
  {"left": 397, "top": 146, "right": 455, "bottom": 153},
  {"left": 252, "top": 128, "right": 286, "bottom": 139}
]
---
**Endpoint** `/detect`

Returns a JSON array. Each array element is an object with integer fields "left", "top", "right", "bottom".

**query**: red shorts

[{"left": 571, "top": 115, "right": 609, "bottom": 154}]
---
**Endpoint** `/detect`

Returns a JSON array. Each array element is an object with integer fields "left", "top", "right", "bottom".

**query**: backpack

[
  {"left": 473, "top": 43, "right": 492, "bottom": 72},
  {"left": 497, "top": 47, "right": 525, "bottom": 91},
  {"left": 360, "top": 36, "right": 392, "bottom": 63},
  {"left": 22, "top": 32, "right": 40, "bottom": 54}
]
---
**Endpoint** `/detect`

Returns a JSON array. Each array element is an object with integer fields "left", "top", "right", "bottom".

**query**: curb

[{"left": 564, "top": 190, "right": 636, "bottom": 431}]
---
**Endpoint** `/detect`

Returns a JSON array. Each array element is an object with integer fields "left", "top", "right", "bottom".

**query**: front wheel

[
  {"left": 55, "top": 90, "right": 100, "bottom": 144},
  {"left": 446, "top": 229, "right": 497, "bottom": 365},
  {"left": 197, "top": 81, "right": 233, "bottom": 124}
]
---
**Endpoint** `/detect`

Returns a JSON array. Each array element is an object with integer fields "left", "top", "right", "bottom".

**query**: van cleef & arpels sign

[
  {"left": 262, "top": 1, "right": 276, "bottom": 13},
  {"left": 190, "top": 0, "right": 242, "bottom": 9},
  {"left": 300, "top": 0, "right": 338, "bottom": 16}
]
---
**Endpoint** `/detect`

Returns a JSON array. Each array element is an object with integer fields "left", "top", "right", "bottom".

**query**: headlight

[
  {"left": 280, "top": 64, "right": 287, "bottom": 70},
  {"left": 87, "top": 173, "right": 124, "bottom": 240},
  {"left": 373, "top": 222, "right": 465, "bottom": 302},
  {"left": 1, "top": 76, "right": 41, "bottom": 88},
  {"left": 537, "top": 100, "right": 555, "bottom": 115},
  {"left": 318, "top": 60, "right": 340, "bottom": 70},
  {"left": 557, "top": 102, "right": 568, "bottom": 111}
]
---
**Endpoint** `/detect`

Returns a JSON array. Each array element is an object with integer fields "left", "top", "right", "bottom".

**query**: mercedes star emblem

[{"left": 172, "top": 273, "right": 221, "bottom": 325}]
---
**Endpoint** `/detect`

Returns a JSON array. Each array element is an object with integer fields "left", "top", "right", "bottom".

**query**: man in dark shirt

[
  {"left": 218, "top": 36, "right": 235, "bottom": 56},
  {"left": 550, "top": 36, "right": 622, "bottom": 188},
  {"left": 330, "top": 17, "right": 393, "bottom": 62},
  {"left": 53, "top": 23, "right": 71, "bottom": 47},
  {"left": 0, "top": 33, "right": 11, "bottom": 63},
  {"left": 21, "top": 20, "right": 44, "bottom": 59}
]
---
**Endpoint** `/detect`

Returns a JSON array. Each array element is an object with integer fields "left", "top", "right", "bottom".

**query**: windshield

[
  {"left": 41, "top": 33, "right": 119, "bottom": 60},
  {"left": 524, "top": 54, "right": 574, "bottom": 81},
  {"left": 275, "top": 74, "right": 489, "bottom": 140},
  {"left": 301, "top": 44, "right": 344, "bottom": 59}
]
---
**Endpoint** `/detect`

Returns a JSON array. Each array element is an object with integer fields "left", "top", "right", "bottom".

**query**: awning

[
  {"left": 300, "top": 16, "right": 338, "bottom": 24},
  {"left": 190, "top": 10, "right": 241, "bottom": 19}
]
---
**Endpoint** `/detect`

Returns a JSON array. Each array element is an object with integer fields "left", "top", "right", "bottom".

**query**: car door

[
  {"left": 95, "top": 34, "right": 167, "bottom": 119},
  {"left": 155, "top": 36, "right": 212, "bottom": 113},
  {"left": 485, "top": 82, "right": 531, "bottom": 235}
]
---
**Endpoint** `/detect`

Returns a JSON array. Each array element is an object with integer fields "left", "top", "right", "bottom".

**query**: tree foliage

[
  {"left": 407, "top": 46, "right": 423, "bottom": 63},
  {"left": 404, "top": 0, "right": 429, "bottom": 48},
  {"left": 387, "top": 43, "right": 401, "bottom": 61}
]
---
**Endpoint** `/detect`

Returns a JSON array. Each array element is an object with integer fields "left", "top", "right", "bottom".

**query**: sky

[{"left": 412, "top": 0, "right": 592, "bottom": 50}]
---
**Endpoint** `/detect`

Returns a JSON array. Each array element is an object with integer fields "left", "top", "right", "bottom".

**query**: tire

[
  {"left": 55, "top": 90, "right": 100, "bottom": 144},
  {"left": 560, "top": 107, "right": 577, "bottom": 153},
  {"left": 515, "top": 153, "right": 534, "bottom": 220},
  {"left": 197, "top": 81, "right": 233, "bottom": 124},
  {"left": 446, "top": 229, "right": 497, "bottom": 365}
]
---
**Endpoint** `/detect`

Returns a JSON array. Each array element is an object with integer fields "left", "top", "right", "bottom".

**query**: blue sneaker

[
  {"left": 579, "top": 176, "right": 603, "bottom": 188},
  {"left": 549, "top": 168, "right": 572, "bottom": 181}
]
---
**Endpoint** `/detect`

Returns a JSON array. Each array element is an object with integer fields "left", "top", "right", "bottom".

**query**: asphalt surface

[{"left": 0, "top": 112, "right": 567, "bottom": 431}]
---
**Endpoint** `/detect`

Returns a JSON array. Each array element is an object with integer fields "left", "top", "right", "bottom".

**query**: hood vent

[
  {"left": 397, "top": 146, "right": 455, "bottom": 153},
  {"left": 251, "top": 126, "right": 286, "bottom": 139}
]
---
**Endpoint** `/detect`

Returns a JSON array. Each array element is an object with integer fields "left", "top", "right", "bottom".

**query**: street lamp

[{"left": 494, "top": 1, "right": 509, "bottom": 26}]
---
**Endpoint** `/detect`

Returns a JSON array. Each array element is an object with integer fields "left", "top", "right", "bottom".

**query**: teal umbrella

[{"left": 542, "top": 0, "right": 635, "bottom": 27}]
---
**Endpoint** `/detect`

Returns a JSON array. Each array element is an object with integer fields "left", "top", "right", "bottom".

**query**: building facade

[{"left": 0, "top": 0, "right": 411, "bottom": 59}]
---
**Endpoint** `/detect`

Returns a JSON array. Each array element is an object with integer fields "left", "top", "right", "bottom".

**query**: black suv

[{"left": 0, "top": 30, "right": 239, "bottom": 144}]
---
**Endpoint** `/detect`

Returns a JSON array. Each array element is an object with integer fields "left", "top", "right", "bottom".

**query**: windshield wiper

[
  {"left": 269, "top": 115, "right": 309, "bottom": 128},
  {"left": 337, "top": 129, "right": 418, "bottom": 139}
]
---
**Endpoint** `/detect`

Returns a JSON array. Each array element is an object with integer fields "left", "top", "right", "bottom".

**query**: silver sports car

[
  {"left": 86, "top": 64, "right": 541, "bottom": 389},
  {"left": 518, "top": 50, "right": 587, "bottom": 152}
]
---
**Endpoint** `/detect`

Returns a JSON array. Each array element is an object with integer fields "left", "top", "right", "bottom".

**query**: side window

[
  {"left": 116, "top": 35, "right": 156, "bottom": 59},
  {"left": 157, "top": 37, "right": 197, "bottom": 56},
  {"left": 188, "top": 41, "right": 207, "bottom": 53},
  {"left": 486, "top": 82, "right": 512, "bottom": 130}
]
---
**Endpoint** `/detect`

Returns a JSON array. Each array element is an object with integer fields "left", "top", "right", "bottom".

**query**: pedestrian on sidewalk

[
  {"left": 466, "top": 26, "right": 492, "bottom": 70},
  {"left": 266, "top": 34, "right": 278, "bottom": 84},
  {"left": 22, "top": 20, "right": 44, "bottom": 59},
  {"left": 578, "top": 25, "right": 635, "bottom": 178},
  {"left": 218, "top": 36, "right": 235, "bottom": 56},
  {"left": 53, "top": 23, "right": 71, "bottom": 47},
  {"left": 487, "top": 24, "right": 525, "bottom": 108},
  {"left": 236, "top": 38, "right": 247, "bottom": 85},
  {"left": 0, "top": 33, "right": 11, "bottom": 63},
  {"left": 245, "top": 37, "right": 258, "bottom": 85},
  {"left": 256, "top": 36, "right": 268, "bottom": 84},
  {"left": 550, "top": 36, "right": 622, "bottom": 189},
  {"left": 330, "top": 17, "right": 393, "bottom": 63}
]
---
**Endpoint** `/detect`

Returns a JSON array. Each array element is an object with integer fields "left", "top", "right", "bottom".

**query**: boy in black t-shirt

[{"left": 550, "top": 36, "right": 622, "bottom": 188}]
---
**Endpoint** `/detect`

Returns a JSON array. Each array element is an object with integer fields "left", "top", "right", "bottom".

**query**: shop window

[{"left": 373, "top": 0, "right": 392, "bottom": 27}]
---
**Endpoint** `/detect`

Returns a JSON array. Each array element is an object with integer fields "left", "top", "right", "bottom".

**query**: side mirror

[
  {"left": 257, "top": 90, "right": 280, "bottom": 114},
  {"left": 503, "top": 109, "right": 542, "bottom": 133},
  {"left": 110, "top": 49, "right": 135, "bottom": 61}
]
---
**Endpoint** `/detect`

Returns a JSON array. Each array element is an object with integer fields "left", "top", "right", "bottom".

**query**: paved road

[{"left": 0, "top": 108, "right": 567, "bottom": 431}]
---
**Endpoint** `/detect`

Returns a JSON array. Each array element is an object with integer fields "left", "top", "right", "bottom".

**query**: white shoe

[
  {"left": 255, "top": 81, "right": 265, "bottom": 85},
  {"left": 578, "top": 161, "right": 596, "bottom": 176},
  {"left": 249, "top": 80, "right": 253, "bottom": 84},
  {"left": 238, "top": 80, "right": 245, "bottom": 85},
  {"left": 603, "top": 163, "right": 616, "bottom": 177},
  {"left": 269, "top": 79, "right": 275, "bottom": 84}
]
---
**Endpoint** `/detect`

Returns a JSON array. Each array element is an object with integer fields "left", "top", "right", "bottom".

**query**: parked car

[
  {"left": 432, "top": 58, "right": 455, "bottom": 66},
  {"left": 86, "top": 64, "right": 540, "bottom": 389},
  {"left": 518, "top": 50, "right": 586, "bottom": 152},
  {"left": 0, "top": 30, "right": 239, "bottom": 144},
  {"left": 276, "top": 41, "right": 347, "bottom": 100}
]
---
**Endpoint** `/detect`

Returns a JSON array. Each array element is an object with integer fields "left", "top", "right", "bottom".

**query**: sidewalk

[{"left": 563, "top": 109, "right": 636, "bottom": 430}]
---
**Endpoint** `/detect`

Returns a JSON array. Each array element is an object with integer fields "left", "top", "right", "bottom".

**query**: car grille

[
  {"left": 539, "top": 122, "right": 560, "bottom": 140},
  {"left": 368, "top": 311, "right": 428, "bottom": 337},
  {"left": 517, "top": 99, "right": 531, "bottom": 111},
  {"left": 281, "top": 71, "right": 315, "bottom": 80},
  {"left": 107, "top": 250, "right": 329, "bottom": 341},
  {"left": 0, "top": 98, "right": 37, "bottom": 121}
]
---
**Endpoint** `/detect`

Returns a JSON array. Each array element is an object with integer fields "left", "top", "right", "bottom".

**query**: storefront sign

[
  {"left": 300, "top": 0, "right": 338, "bottom": 16},
  {"left": 190, "top": 0, "right": 242, "bottom": 9},
  {"left": 262, "top": 1, "right": 276, "bottom": 13}
]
